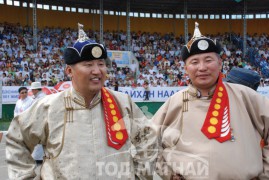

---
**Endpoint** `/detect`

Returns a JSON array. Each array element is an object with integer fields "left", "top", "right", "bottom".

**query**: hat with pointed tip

[
  {"left": 181, "top": 22, "right": 222, "bottom": 61},
  {"left": 64, "top": 23, "right": 109, "bottom": 65}
]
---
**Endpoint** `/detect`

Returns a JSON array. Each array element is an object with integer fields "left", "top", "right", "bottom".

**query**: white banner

[
  {"left": 2, "top": 86, "right": 57, "bottom": 104},
  {"left": 2, "top": 86, "right": 269, "bottom": 104},
  {"left": 2, "top": 86, "right": 20, "bottom": 104},
  {"left": 118, "top": 87, "right": 186, "bottom": 102}
]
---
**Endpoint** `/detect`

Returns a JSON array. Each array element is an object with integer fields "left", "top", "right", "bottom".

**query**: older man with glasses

[{"left": 14, "top": 87, "right": 33, "bottom": 117}]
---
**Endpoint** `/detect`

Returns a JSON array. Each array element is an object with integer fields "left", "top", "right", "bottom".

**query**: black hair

[{"left": 18, "top": 87, "right": 27, "bottom": 93}]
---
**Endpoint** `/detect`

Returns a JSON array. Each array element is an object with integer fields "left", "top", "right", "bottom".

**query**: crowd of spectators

[{"left": 0, "top": 22, "right": 269, "bottom": 88}]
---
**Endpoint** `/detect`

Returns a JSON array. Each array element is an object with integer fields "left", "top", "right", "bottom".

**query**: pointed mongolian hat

[
  {"left": 64, "top": 23, "right": 109, "bottom": 65},
  {"left": 181, "top": 22, "right": 222, "bottom": 61}
]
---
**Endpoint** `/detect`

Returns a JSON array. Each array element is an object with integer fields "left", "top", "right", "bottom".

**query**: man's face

[
  {"left": 31, "top": 89, "right": 38, "bottom": 96},
  {"left": 19, "top": 89, "right": 28, "bottom": 100},
  {"left": 66, "top": 59, "right": 107, "bottom": 96},
  {"left": 184, "top": 52, "right": 222, "bottom": 91}
]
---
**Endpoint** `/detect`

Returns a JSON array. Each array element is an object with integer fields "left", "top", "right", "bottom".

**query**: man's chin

[
  {"left": 194, "top": 82, "right": 213, "bottom": 89},
  {"left": 89, "top": 85, "right": 103, "bottom": 92}
]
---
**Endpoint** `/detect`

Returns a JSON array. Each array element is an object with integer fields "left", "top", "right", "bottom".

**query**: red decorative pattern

[
  {"left": 201, "top": 73, "right": 231, "bottom": 143},
  {"left": 101, "top": 88, "right": 128, "bottom": 149}
]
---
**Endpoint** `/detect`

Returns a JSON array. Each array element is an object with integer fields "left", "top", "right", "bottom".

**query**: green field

[
  {"left": 0, "top": 122, "right": 10, "bottom": 131},
  {"left": 0, "top": 102, "right": 163, "bottom": 131}
]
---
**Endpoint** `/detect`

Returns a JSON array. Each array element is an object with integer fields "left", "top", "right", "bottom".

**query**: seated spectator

[{"left": 0, "top": 22, "right": 268, "bottom": 88}]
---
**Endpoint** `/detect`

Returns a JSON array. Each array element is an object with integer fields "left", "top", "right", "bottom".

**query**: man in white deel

[
  {"left": 30, "top": 82, "right": 46, "bottom": 165},
  {"left": 30, "top": 82, "right": 46, "bottom": 101},
  {"left": 14, "top": 87, "right": 33, "bottom": 117},
  {"left": 6, "top": 24, "right": 157, "bottom": 179}
]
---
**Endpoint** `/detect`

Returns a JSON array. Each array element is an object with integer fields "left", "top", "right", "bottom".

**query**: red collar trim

[
  {"left": 201, "top": 73, "right": 231, "bottom": 143},
  {"left": 101, "top": 88, "right": 128, "bottom": 149}
]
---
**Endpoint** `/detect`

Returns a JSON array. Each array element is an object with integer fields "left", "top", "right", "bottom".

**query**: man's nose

[
  {"left": 198, "top": 62, "right": 207, "bottom": 70},
  {"left": 91, "top": 65, "right": 102, "bottom": 74}
]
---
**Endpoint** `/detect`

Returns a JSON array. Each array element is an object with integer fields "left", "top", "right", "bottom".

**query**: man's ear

[
  {"left": 65, "top": 65, "right": 72, "bottom": 78},
  {"left": 218, "top": 57, "right": 223, "bottom": 70}
]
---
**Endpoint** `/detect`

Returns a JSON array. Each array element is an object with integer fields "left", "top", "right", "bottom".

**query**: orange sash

[
  {"left": 201, "top": 73, "right": 231, "bottom": 143},
  {"left": 101, "top": 88, "right": 128, "bottom": 149}
]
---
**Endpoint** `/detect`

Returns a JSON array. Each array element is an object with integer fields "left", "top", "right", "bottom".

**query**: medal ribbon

[
  {"left": 201, "top": 73, "right": 231, "bottom": 143},
  {"left": 101, "top": 88, "right": 128, "bottom": 149}
]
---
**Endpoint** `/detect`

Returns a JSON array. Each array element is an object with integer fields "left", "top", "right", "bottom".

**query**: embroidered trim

[
  {"left": 133, "top": 126, "right": 150, "bottom": 144},
  {"left": 183, "top": 91, "right": 188, "bottom": 112},
  {"left": 64, "top": 95, "right": 74, "bottom": 123},
  {"left": 45, "top": 92, "right": 72, "bottom": 160}
]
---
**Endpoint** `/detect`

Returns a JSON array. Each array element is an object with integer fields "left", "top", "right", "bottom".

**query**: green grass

[
  {"left": 0, "top": 114, "right": 12, "bottom": 131},
  {"left": 0, "top": 102, "right": 163, "bottom": 131},
  {"left": 0, "top": 121, "right": 10, "bottom": 131}
]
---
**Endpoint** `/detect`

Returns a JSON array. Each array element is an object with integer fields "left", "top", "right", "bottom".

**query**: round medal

[
  {"left": 197, "top": 40, "right": 209, "bottom": 50},
  {"left": 92, "top": 46, "right": 102, "bottom": 58}
]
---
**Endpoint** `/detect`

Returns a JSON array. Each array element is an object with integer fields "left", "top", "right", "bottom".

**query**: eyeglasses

[{"left": 20, "top": 91, "right": 28, "bottom": 94}]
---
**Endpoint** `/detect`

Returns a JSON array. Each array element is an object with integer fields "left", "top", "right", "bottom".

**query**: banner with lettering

[
  {"left": 2, "top": 85, "right": 269, "bottom": 104},
  {"left": 118, "top": 87, "right": 186, "bottom": 102}
]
